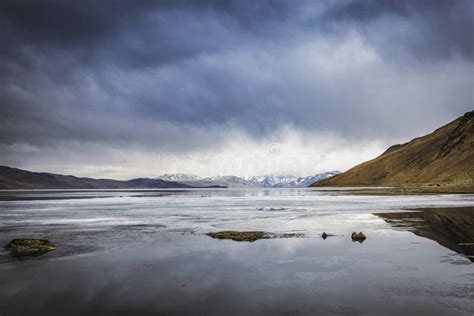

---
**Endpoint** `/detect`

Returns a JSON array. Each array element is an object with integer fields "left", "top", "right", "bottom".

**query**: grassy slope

[{"left": 312, "top": 111, "right": 474, "bottom": 193}]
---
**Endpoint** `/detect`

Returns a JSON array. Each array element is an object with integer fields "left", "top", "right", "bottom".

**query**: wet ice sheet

[
  {"left": 0, "top": 189, "right": 473, "bottom": 315},
  {"left": 0, "top": 189, "right": 473, "bottom": 259}
]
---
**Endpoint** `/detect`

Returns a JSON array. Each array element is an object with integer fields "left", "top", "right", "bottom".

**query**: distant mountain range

[
  {"left": 156, "top": 172, "right": 340, "bottom": 188},
  {"left": 0, "top": 166, "right": 194, "bottom": 189},
  {"left": 312, "top": 110, "right": 474, "bottom": 193},
  {"left": 0, "top": 165, "right": 339, "bottom": 189}
]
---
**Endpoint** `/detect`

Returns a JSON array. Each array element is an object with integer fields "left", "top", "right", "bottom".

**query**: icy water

[{"left": 0, "top": 188, "right": 473, "bottom": 315}]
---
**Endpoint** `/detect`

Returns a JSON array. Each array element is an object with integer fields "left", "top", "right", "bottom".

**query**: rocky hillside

[{"left": 312, "top": 111, "right": 474, "bottom": 193}]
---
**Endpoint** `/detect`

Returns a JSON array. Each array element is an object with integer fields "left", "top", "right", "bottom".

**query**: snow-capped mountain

[
  {"left": 155, "top": 171, "right": 340, "bottom": 188},
  {"left": 245, "top": 171, "right": 341, "bottom": 187},
  {"left": 154, "top": 174, "right": 202, "bottom": 182}
]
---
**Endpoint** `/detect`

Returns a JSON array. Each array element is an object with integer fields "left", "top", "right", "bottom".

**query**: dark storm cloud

[
  {"left": 0, "top": 0, "right": 472, "bottom": 171},
  {"left": 5, "top": 0, "right": 470, "bottom": 69},
  {"left": 0, "top": 0, "right": 298, "bottom": 69},
  {"left": 325, "top": 0, "right": 474, "bottom": 61}
]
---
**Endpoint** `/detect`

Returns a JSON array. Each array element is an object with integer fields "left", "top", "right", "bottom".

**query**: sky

[{"left": 0, "top": 0, "right": 473, "bottom": 179}]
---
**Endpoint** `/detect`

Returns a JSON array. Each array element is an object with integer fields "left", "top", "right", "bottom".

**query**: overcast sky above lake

[{"left": 1, "top": 0, "right": 473, "bottom": 179}]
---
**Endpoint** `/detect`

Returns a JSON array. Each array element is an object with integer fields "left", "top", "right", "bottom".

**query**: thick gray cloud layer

[{"left": 0, "top": 0, "right": 473, "bottom": 176}]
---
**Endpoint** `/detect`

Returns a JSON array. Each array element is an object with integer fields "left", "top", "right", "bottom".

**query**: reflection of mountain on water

[{"left": 375, "top": 207, "right": 474, "bottom": 262}]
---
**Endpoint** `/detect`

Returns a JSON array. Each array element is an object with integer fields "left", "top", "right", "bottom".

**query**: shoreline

[
  {"left": 0, "top": 186, "right": 473, "bottom": 202},
  {"left": 311, "top": 186, "right": 474, "bottom": 195}
]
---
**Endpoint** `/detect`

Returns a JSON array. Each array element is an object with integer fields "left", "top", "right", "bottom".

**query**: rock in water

[
  {"left": 322, "top": 232, "right": 328, "bottom": 240},
  {"left": 207, "top": 231, "right": 270, "bottom": 242},
  {"left": 5, "top": 239, "right": 56, "bottom": 257},
  {"left": 351, "top": 232, "right": 366, "bottom": 242}
]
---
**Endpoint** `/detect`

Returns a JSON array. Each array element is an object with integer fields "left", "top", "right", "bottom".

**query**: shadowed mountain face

[
  {"left": 375, "top": 207, "right": 474, "bottom": 262},
  {"left": 0, "top": 166, "right": 192, "bottom": 189},
  {"left": 312, "top": 111, "right": 474, "bottom": 193}
]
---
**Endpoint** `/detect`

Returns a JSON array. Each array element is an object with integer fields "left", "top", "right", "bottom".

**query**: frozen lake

[{"left": 0, "top": 188, "right": 473, "bottom": 315}]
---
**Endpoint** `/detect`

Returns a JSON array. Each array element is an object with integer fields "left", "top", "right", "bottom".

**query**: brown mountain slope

[
  {"left": 312, "top": 111, "right": 474, "bottom": 193},
  {"left": 0, "top": 166, "right": 193, "bottom": 189}
]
